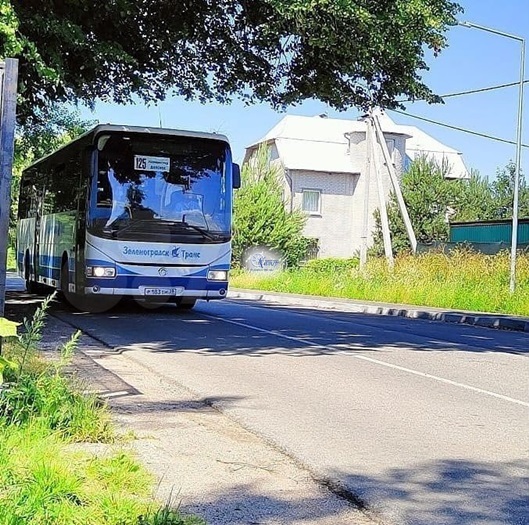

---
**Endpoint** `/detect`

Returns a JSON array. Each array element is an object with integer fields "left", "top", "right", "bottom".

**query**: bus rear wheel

[{"left": 24, "top": 253, "right": 42, "bottom": 294}]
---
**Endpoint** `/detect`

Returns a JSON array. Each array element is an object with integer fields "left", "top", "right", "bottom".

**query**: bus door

[{"left": 73, "top": 148, "right": 93, "bottom": 293}]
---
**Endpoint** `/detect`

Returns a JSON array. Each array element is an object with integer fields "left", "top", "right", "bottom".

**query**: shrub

[{"left": 233, "top": 145, "right": 308, "bottom": 268}]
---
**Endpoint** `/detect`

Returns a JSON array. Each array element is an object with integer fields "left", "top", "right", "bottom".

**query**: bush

[{"left": 233, "top": 145, "right": 308, "bottom": 268}]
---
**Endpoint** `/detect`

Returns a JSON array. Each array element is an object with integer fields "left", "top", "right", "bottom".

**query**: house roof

[
  {"left": 274, "top": 138, "right": 355, "bottom": 173},
  {"left": 245, "top": 114, "right": 410, "bottom": 174},
  {"left": 244, "top": 113, "right": 469, "bottom": 179},
  {"left": 399, "top": 125, "right": 470, "bottom": 179}
]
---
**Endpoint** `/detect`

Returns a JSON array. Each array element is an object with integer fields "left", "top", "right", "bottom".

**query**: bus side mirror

[{"left": 232, "top": 164, "right": 241, "bottom": 189}]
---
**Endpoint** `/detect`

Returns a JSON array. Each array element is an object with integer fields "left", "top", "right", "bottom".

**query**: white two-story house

[{"left": 244, "top": 112, "right": 469, "bottom": 258}]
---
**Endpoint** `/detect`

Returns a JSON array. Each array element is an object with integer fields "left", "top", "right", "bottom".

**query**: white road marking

[{"left": 205, "top": 314, "right": 529, "bottom": 408}]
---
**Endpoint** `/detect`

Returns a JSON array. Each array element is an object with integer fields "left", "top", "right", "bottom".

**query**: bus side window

[{"left": 18, "top": 177, "right": 32, "bottom": 218}]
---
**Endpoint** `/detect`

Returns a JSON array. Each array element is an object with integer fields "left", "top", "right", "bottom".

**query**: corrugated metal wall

[{"left": 450, "top": 219, "right": 529, "bottom": 244}]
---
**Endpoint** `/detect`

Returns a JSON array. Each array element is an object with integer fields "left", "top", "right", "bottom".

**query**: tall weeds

[
  {"left": 0, "top": 294, "right": 203, "bottom": 524},
  {"left": 231, "top": 250, "right": 529, "bottom": 316},
  {"left": 0, "top": 293, "right": 113, "bottom": 442}
]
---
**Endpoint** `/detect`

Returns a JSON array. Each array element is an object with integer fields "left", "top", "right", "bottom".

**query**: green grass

[
  {"left": 6, "top": 246, "right": 16, "bottom": 271},
  {"left": 231, "top": 250, "right": 529, "bottom": 316},
  {"left": 0, "top": 296, "right": 204, "bottom": 525}
]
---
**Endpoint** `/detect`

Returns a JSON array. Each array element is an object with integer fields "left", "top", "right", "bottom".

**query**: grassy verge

[
  {"left": 0, "top": 296, "right": 204, "bottom": 525},
  {"left": 231, "top": 250, "right": 529, "bottom": 317}
]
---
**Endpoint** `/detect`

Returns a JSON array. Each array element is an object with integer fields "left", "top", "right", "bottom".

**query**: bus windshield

[{"left": 88, "top": 133, "right": 231, "bottom": 242}]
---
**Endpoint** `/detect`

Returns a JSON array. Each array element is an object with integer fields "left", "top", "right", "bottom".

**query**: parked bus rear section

[{"left": 17, "top": 124, "right": 241, "bottom": 312}]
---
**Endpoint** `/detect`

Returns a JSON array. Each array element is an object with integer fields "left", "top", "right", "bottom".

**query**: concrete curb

[{"left": 227, "top": 289, "right": 529, "bottom": 333}]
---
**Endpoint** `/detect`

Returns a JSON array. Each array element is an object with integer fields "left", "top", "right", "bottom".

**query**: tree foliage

[
  {"left": 14, "top": 106, "right": 96, "bottom": 171},
  {"left": 1, "top": 0, "right": 462, "bottom": 124},
  {"left": 233, "top": 146, "right": 308, "bottom": 267},
  {"left": 373, "top": 156, "right": 459, "bottom": 253},
  {"left": 373, "top": 157, "right": 529, "bottom": 255}
]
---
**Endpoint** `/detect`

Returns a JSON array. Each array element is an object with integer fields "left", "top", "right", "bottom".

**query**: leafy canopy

[{"left": 2, "top": 0, "right": 462, "bottom": 124}]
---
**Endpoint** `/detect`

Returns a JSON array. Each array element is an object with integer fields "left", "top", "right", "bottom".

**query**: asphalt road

[{"left": 52, "top": 296, "right": 529, "bottom": 525}]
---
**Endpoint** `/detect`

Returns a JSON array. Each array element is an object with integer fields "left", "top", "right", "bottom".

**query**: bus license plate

[{"left": 144, "top": 287, "right": 183, "bottom": 296}]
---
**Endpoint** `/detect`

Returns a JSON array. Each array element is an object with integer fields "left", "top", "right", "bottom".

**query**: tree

[
  {"left": 14, "top": 106, "right": 96, "bottom": 170},
  {"left": 488, "top": 162, "right": 529, "bottom": 219},
  {"left": 373, "top": 158, "right": 529, "bottom": 256},
  {"left": 451, "top": 162, "right": 529, "bottom": 223},
  {"left": 372, "top": 156, "right": 463, "bottom": 254},
  {"left": 451, "top": 170, "right": 496, "bottom": 223},
  {"left": 233, "top": 146, "right": 308, "bottom": 267},
  {"left": 1, "top": 0, "right": 462, "bottom": 124}
]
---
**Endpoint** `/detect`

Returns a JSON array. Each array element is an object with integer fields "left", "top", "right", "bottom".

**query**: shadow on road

[
  {"left": 329, "top": 457, "right": 529, "bottom": 525},
  {"left": 4, "top": 292, "right": 529, "bottom": 358},
  {"left": 173, "top": 457, "right": 529, "bottom": 525}
]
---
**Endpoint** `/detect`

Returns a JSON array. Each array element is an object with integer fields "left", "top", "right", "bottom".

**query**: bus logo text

[{"left": 122, "top": 246, "right": 201, "bottom": 260}]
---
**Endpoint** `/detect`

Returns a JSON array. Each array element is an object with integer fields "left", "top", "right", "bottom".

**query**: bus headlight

[
  {"left": 86, "top": 266, "right": 116, "bottom": 278},
  {"left": 207, "top": 270, "right": 228, "bottom": 281}
]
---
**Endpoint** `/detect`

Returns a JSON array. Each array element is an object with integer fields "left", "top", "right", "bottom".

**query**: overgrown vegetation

[
  {"left": 0, "top": 295, "right": 203, "bottom": 525},
  {"left": 231, "top": 249, "right": 529, "bottom": 316},
  {"left": 233, "top": 145, "right": 309, "bottom": 268}
]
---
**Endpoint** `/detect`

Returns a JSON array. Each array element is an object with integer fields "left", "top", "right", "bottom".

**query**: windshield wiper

[
  {"left": 103, "top": 218, "right": 151, "bottom": 238},
  {"left": 177, "top": 222, "right": 218, "bottom": 241}
]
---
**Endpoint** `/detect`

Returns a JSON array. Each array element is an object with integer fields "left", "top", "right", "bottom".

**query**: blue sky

[{"left": 80, "top": 0, "right": 528, "bottom": 180}]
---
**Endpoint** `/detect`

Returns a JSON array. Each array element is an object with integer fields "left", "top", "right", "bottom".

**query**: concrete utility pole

[
  {"left": 371, "top": 113, "right": 417, "bottom": 254},
  {"left": 0, "top": 58, "right": 19, "bottom": 317},
  {"left": 359, "top": 121, "right": 372, "bottom": 269},
  {"left": 368, "top": 118, "right": 394, "bottom": 268}
]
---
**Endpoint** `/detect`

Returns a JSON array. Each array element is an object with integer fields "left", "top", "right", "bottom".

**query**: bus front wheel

[
  {"left": 176, "top": 298, "right": 197, "bottom": 310},
  {"left": 60, "top": 262, "right": 119, "bottom": 312}
]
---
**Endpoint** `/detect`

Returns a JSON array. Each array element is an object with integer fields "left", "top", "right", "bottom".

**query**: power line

[
  {"left": 389, "top": 109, "right": 529, "bottom": 149},
  {"left": 397, "top": 79, "right": 528, "bottom": 103},
  {"left": 439, "top": 79, "right": 528, "bottom": 99}
]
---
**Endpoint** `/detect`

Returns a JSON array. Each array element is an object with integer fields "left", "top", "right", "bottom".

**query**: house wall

[
  {"left": 290, "top": 170, "right": 359, "bottom": 258},
  {"left": 245, "top": 129, "right": 410, "bottom": 260},
  {"left": 286, "top": 132, "right": 408, "bottom": 259}
]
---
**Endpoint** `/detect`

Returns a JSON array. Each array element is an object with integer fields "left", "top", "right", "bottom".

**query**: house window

[{"left": 302, "top": 189, "right": 321, "bottom": 214}]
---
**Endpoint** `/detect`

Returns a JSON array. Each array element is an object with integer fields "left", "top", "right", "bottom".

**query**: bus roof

[
  {"left": 87, "top": 124, "right": 230, "bottom": 144},
  {"left": 23, "top": 124, "right": 230, "bottom": 172}
]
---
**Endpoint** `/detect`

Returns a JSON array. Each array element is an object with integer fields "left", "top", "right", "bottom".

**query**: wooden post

[{"left": 0, "top": 58, "right": 19, "bottom": 317}]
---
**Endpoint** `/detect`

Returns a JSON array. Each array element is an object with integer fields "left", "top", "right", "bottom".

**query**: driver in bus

[{"left": 104, "top": 167, "right": 130, "bottom": 228}]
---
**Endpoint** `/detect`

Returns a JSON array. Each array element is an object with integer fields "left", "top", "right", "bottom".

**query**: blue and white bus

[{"left": 17, "top": 124, "right": 240, "bottom": 312}]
